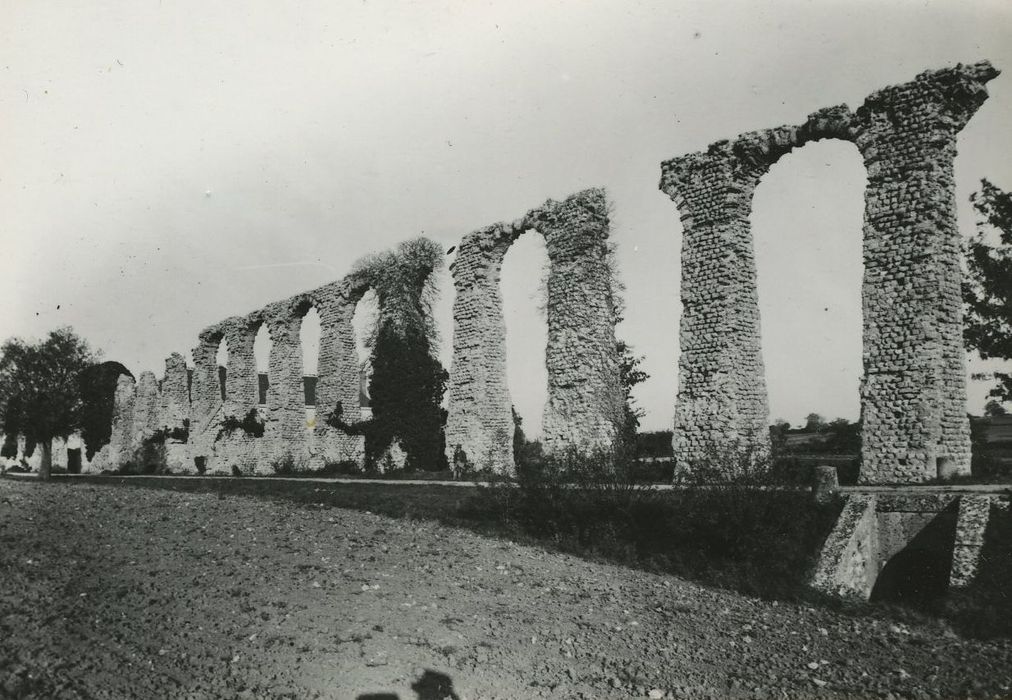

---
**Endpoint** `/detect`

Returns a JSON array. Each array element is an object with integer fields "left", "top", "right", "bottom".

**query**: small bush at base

[
  {"left": 321, "top": 460, "right": 363, "bottom": 476},
  {"left": 270, "top": 453, "right": 304, "bottom": 476},
  {"left": 461, "top": 440, "right": 842, "bottom": 600}
]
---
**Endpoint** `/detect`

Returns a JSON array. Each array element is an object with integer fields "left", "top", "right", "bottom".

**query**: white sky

[{"left": 2, "top": 0, "right": 1011, "bottom": 435}]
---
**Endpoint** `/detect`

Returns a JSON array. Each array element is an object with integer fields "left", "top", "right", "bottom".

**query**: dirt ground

[{"left": 2, "top": 478, "right": 1011, "bottom": 699}]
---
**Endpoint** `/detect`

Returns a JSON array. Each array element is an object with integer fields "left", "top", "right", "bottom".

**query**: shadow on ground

[
  {"left": 43, "top": 473, "right": 837, "bottom": 602},
  {"left": 357, "top": 669, "right": 460, "bottom": 700}
]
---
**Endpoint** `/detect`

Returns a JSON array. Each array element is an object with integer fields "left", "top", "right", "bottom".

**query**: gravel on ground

[{"left": 1, "top": 478, "right": 1010, "bottom": 699}]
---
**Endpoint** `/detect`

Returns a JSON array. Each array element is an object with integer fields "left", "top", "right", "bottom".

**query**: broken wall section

[{"left": 104, "top": 240, "right": 446, "bottom": 475}]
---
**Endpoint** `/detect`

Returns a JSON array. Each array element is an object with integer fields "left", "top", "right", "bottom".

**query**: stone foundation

[{"left": 810, "top": 491, "right": 999, "bottom": 600}]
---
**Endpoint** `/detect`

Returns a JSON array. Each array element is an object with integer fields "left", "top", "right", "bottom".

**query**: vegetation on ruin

[
  {"left": 964, "top": 178, "right": 1012, "bottom": 404},
  {"left": 216, "top": 408, "right": 265, "bottom": 441},
  {"left": 77, "top": 360, "right": 134, "bottom": 460},
  {"left": 0, "top": 328, "right": 97, "bottom": 479},
  {"left": 608, "top": 241, "right": 650, "bottom": 454},
  {"left": 325, "top": 237, "right": 449, "bottom": 473},
  {"left": 269, "top": 452, "right": 309, "bottom": 475}
]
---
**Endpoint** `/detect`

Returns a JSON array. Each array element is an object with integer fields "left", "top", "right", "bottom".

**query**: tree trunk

[{"left": 39, "top": 440, "right": 52, "bottom": 480}]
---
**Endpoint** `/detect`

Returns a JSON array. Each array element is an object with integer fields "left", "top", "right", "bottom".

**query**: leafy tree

[
  {"left": 326, "top": 238, "right": 448, "bottom": 472},
  {"left": 964, "top": 179, "right": 1012, "bottom": 402},
  {"left": 368, "top": 321, "right": 448, "bottom": 471},
  {"left": 0, "top": 328, "right": 96, "bottom": 479},
  {"left": 78, "top": 360, "right": 133, "bottom": 460},
  {"left": 770, "top": 419, "right": 791, "bottom": 454},
  {"left": 605, "top": 238, "right": 650, "bottom": 453},
  {"left": 617, "top": 339, "right": 649, "bottom": 450},
  {"left": 984, "top": 400, "right": 1008, "bottom": 417},
  {"left": 804, "top": 413, "right": 827, "bottom": 432}
]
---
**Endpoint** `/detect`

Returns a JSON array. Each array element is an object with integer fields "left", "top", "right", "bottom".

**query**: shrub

[
  {"left": 270, "top": 452, "right": 308, "bottom": 475},
  {"left": 117, "top": 430, "right": 170, "bottom": 475},
  {"left": 463, "top": 439, "right": 841, "bottom": 600},
  {"left": 216, "top": 409, "right": 265, "bottom": 441},
  {"left": 232, "top": 453, "right": 259, "bottom": 477},
  {"left": 321, "top": 459, "right": 362, "bottom": 476}
]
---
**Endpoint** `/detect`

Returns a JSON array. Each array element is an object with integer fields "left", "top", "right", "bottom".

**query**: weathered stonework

[
  {"left": 810, "top": 492, "right": 996, "bottom": 601},
  {"left": 660, "top": 61, "right": 999, "bottom": 483},
  {"left": 444, "top": 188, "right": 624, "bottom": 474},
  {"left": 103, "top": 245, "right": 442, "bottom": 474},
  {"left": 131, "top": 372, "right": 161, "bottom": 446},
  {"left": 810, "top": 495, "right": 878, "bottom": 600},
  {"left": 106, "top": 374, "right": 137, "bottom": 467},
  {"left": 949, "top": 495, "right": 991, "bottom": 589}
]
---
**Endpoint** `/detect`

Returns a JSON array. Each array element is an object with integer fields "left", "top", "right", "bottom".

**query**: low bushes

[{"left": 460, "top": 443, "right": 842, "bottom": 600}]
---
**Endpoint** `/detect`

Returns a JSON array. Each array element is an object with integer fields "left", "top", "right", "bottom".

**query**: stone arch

[
  {"left": 750, "top": 139, "right": 865, "bottom": 428},
  {"left": 300, "top": 305, "right": 322, "bottom": 403},
  {"left": 214, "top": 336, "right": 228, "bottom": 401},
  {"left": 659, "top": 61, "right": 999, "bottom": 483},
  {"left": 500, "top": 229, "right": 550, "bottom": 440},
  {"left": 445, "top": 188, "right": 624, "bottom": 474},
  {"left": 253, "top": 320, "right": 272, "bottom": 405}
]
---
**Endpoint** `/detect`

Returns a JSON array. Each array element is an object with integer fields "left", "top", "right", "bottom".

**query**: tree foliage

[
  {"left": 804, "top": 413, "right": 827, "bottom": 432},
  {"left": 984, "top": 400, "right": 1008, "bottom": 417},
  {"left": 78, "top": 360, "right": 133, "bottom": 460},
  {"left": 964, "top": 178, "right": 1012, "bottom": 403},
  {"left": 327, "top": 238, "right": 448, "bottom": 471},
  {"left": 606, "top": 238, "right": 650, "bottom": 451},
  {"left": 617, "top": 339, "right": 648, "bottom": 449},
  {"left": 0, "top": 328, "right": 96, "bottom": 476}
]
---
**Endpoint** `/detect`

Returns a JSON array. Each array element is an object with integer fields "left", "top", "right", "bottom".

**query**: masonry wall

[
  {"left": 659, "top": 61, "right": 998, "bottom": 483},
  {"left": 444, "top": 188, "right": 624, "bottom": 474},
  {"left": 102, "top": 252, "right": 440, "bottom": 474}
]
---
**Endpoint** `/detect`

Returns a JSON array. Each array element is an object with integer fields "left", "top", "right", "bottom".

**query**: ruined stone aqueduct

[{"left": 28, "top": 61, "right": 1001, "bottom": 485}]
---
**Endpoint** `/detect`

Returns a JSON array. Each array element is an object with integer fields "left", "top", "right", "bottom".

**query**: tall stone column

[
  {"left": 536, "top": 189, "right": 624, "bottom": 458},
  {"left": 264, "top": 306, "right": 306, "bottom": 459},
  {"left": 223, "top": 316, "right": 258, "bottom": 415},
  {"left": 160, "top": 353, "right": 190, "bottom": 430},
  {"left": 659, "top": 145, "right": 774, "bottom": 472},
  {"left": 444, "top": 224, "right": 515, "bottom": 474},
  {"left": 852, "top": 61, "right": 997, "bottom": 482},
  {"left": 107, "top": 373, "right": 137, "bottom": 467},
  {"left": 132, "top": 371, "right": 161, "bottom": 444},
  {"left": 189, "top": 330, "right": 224, "bottom": 458},
  {"left": 315, "top": 283, "right": 367, "bottom": 463},
  {"left": 160, "top": 352, "right": 192, "bottom": 472}
]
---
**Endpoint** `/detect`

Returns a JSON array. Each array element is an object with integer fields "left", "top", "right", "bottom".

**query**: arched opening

[
  {"left": 500, "top": 229, "right": 550, "bottom": 449},
  {"left": 253, "top": 323, "right": 272, "bottom": 405},
  {"left": 184, "top": 349, "right": 194, "bottom": 404},
  {"left": 751, "top": 140, "right": 865, "bottom": 470},
  {"left": 870, "top": 508, "right": 958, "bottom": 610},
  {"left": 352, "top": 289, "right": 379, "bottom": 419},
  {"left": 215, "top": 337, "right": 228, "bottom": 401},
  {"left": 300, "top": 306, "right": 321, "bottom": 406}
]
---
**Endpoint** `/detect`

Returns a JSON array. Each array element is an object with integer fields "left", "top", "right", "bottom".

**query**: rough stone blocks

[
  {"left": 660, "top": 61, "right": 998, "bottom": 483},
  {"left": 444, "top": 188, "right": 625, "bottom": 475}
]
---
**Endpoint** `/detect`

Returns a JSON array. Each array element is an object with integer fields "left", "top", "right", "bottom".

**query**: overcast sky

[{"left": 2, "top": 0, "right": 1011, "bottom": 435}]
